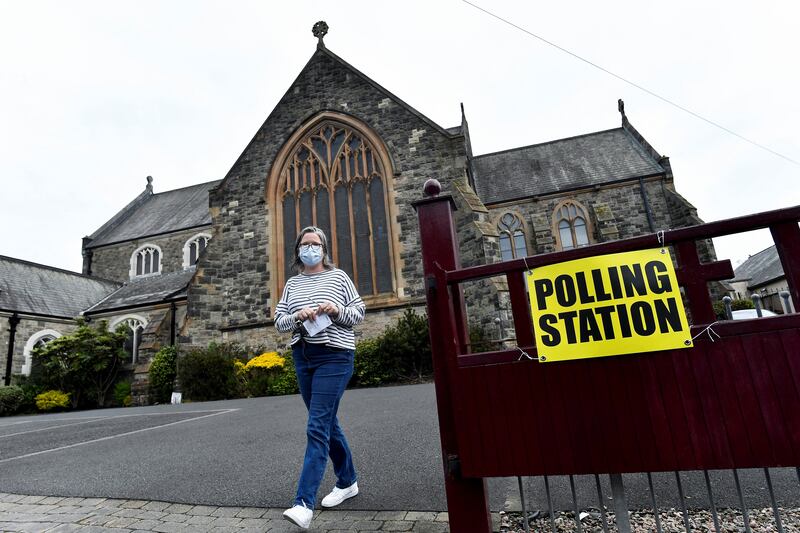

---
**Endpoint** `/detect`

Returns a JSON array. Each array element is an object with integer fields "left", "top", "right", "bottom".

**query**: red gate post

[{"left": 413, "top": 179, "right": 492, "bottom": 533}]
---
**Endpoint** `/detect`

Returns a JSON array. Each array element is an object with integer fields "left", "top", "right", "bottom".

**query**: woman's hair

[{"left": 292, "top": 226, "right": 334, "bottom": 273}]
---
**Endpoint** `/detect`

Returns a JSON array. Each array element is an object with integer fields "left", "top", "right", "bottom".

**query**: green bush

[
  {"left": 350, "top": 308, "right": 432, "bottom": 387},
  {"left": 11, "top": 375, "right": 44, "bottom": 414},
  {"left": 114, "top": 381, "right": 132, "bottom": 407},
  {"left": 0, "top": 386, "right": 25, "bottom": 416},
  {"left": 380, "top": 308, "right": 432, "bottom": 380},
  {"left": 149, "top": 345, "right": 178, "bottom": 404},
  {"left": 714, "top": 297, "right": 755, "bottom": 319},
  {"left": 269, "top": 352, "right": 299, "bottom": 395},
  {"left": 177, "top": 342, "right": 243, "bottom": 402},
  {"left": 353, "top": 338, "right": 391, "bottom": 387},
  {"left": 31, "top": 318, "right": 127, "bottom": 408},
  {"left": 469, "top": 325, "right": 495, "bottom": 353},
  {"left": 36, "top": 390, "right": 70, "bottom": 412}
]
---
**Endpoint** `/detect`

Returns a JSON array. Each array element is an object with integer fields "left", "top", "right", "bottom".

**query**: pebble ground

[{"left": 498, "top": 506, "right": 800, "bottom": 532}]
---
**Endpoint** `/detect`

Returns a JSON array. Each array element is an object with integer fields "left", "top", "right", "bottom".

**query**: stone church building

[{"left": 2, "top": 26, "right": 710, "bottom": 400}]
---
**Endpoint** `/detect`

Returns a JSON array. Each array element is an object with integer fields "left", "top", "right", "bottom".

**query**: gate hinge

[
  {"left": 446, "top": 454, "right": 461, "bottom": 478},
  {"left": 426, "top": 275, "right": 437, "bottom": 292}
]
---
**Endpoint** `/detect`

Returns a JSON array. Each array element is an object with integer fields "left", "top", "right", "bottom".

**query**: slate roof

[
  {"left": 732, "top": 245, "right": 785, "bottom": 289},
  {"left": 0, "top": 256, "right": 120, "bottom": 318},
  {"left": 471, "top": 128, "right": 665, "bottom": 204},
  {"left": 85, "top": 268, "right": 196, "bottom": 314},
  {"left": 87, "top": 180, "right": 220, "bottom": 248}
]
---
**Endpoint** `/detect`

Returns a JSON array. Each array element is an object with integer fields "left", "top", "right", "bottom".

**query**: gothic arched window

[
  {"left": 554, "top": 200, "right": 591, "bottom": 251},
  {"left": 270, "top": 115, "right": 397, "bottom": 301},
  {"left": 183, "top": 233, "right": 211, "bottom": 268},
  {"left": 130, "top": 244, "right": 162, "bottom": 279},
  {"left": 497, "top": 213, "right": 527, "bottom": 261},
  {"left": 112, "top": 315, "right": 147, "bottom": 364}
]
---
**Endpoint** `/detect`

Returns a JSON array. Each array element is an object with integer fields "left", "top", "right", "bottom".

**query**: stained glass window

[
  {"left": 276, "top": 121, "right": 395, "bottom": 298},
  {"left": 555, "top": 202, "right": 591, "bottom": 250},
  {"left": 498, "top": 213, "right": 528, "bottom": 261}
]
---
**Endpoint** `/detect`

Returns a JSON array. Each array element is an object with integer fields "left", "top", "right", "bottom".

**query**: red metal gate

[{"left": 413, "top": 180, "right": 800, "bottom": 532}]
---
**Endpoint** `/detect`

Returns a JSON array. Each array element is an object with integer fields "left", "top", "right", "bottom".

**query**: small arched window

[
  {"left": 130, "top": 244, "right": 162, "bottom": 279},
  {"left": 497, "top": 213, "right": 528, "bottom": 261},
  {"left": 554, "top": 201, "right": 591, "bottom": 251},
  {"left": 183, "top": 233, "right": 211, "bottom": 268},
  {"left": 111, "top": 315, "right": 147, "bottom": 364},
  {"left": 22, "top": 329, "right": 60, "bottom": 376}
]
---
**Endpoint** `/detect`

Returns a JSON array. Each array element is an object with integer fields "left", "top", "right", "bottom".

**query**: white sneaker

[
  {"left": 321, "top": 481, "right": 359, "bottom": 508},
  {"left": 283, "top": 503, "right": 313, "bottom": 529}
]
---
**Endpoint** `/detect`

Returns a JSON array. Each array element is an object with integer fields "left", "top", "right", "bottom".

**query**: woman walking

[{"left": 275, "top": 226, "right": 365, "bottom": 529}]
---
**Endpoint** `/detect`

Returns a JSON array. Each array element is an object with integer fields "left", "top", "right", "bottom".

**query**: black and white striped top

[{"left": 274, "top": 268, "right": 366, "bottom": 350}]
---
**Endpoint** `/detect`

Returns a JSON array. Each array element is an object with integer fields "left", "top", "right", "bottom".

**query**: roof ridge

[
  {"left": 318, "top": 47, "right": 456, "bottom": 138},
  {"left": 472, "top": 127, "right": 625, "bottom": 159},
  {"left": 212, "top": 46, "right": 460, "bottom": 197},
  {"left": 0, "top": 255, "right": 121, "bottom": 286},
  {"left": 746, "top": 244, "right": 778, "bottom": 258},
  {"left": 81, "top": 282, "right": 127, "bottom": 314},
  {"left": 150, "top": 179, "right": 221, "bottom": 197}
]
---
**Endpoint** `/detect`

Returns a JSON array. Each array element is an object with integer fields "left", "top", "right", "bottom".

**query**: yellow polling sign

[{"left": 526, "top": 248, "right": 692, "bottom": 362}]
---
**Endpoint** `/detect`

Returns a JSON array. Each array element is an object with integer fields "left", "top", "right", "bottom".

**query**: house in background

[{"left": 729, "top": 245, "right": 794, "bottom": 314}]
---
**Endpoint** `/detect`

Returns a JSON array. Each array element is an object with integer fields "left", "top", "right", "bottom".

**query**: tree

[{"left": 32, "top": 318, "right": 128, "bottom": 408}]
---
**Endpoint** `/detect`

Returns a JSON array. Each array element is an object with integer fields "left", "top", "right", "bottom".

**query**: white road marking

[
  {"left": 0, "top": 410, "right": 236, "bottom": 439},
  {"left": 0, "top": 409, "right": 238, "bottom": 464},
  {"left": 0, "top": 420, "right": 35, "bottom": 427}
]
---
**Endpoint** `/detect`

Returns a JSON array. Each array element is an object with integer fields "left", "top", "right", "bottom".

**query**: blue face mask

[{"left": 298, "top": 244, "right": 323, "bottom": 267}]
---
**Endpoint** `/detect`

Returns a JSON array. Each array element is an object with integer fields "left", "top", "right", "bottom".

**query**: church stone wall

[
  {"left": 92, "top": 304, "right": 186, "bottom": 405},
  {"left": 89, "top": 226, "right": 213, "bottom": 283},
  {"left": 216, "top": 303, "right": 426, "bottom": 354},
  {"left": 1, "top": 315, "right": 76, "bottom": 378},
  {"left": 487, "top": 178, "right": 675, "bottom": 257},
  {"left": 184, "top": 50, "right": 468, "bottom": 348}
]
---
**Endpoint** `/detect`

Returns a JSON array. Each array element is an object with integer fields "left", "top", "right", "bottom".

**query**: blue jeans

[{"left": 292, "top": 341, "right": 357, "bottom": 507}]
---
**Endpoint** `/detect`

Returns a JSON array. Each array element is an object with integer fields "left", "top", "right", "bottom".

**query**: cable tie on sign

[
  {"left": 522, "top": 255, "right": 532, "bottom": 274},
  {"left": 686, "top": 321, "right": 720, "bottom": 345},
  {"left": 517, "top": 346, "right": 535, "bottom": 361},
  {"left": 657, "top": 229, "right": 666, "bottom": 254}
]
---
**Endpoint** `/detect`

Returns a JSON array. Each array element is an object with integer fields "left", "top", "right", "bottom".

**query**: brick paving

[{"left": 0, "top": 493, "right": 485, "bottom": 532}]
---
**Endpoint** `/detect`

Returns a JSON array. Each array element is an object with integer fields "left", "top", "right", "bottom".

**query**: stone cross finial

[{"left": 313, "top": 21, "right": 329, "bottom": 47}]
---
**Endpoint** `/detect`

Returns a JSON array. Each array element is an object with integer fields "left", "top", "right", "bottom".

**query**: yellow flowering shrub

[
  {"left": 245, "top": 352, "right": 285, "bottom": 371},
  {"left": 36, "top": 390, "right": 70, "bottom": 412},
  {"left": 241, "top": 352, "right": 286, "bottom": 397}
]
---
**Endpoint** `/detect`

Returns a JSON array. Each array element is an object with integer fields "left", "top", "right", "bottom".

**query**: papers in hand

[{"left": 303, "top": 313, "right": 332, "bottom": 337}]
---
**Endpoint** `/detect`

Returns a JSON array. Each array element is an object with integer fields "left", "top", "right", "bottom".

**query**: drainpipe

[
  {"left": 170, "top": 302, "right": 177, "bottom": 346},
  {"left": 639, "top": 177, "right": 656, "bottom": 233},
  {"left": 4, "top": 313, "right": 20, "bottom": 386}
]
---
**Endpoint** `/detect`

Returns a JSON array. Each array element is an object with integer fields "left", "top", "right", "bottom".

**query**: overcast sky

[{"left": 1, "top": 0, "right": 798, "bottom": 274}]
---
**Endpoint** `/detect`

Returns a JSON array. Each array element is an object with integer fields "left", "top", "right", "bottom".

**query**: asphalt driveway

[{"left": 1, "top": 382, "right": 797, "bottom": 513}]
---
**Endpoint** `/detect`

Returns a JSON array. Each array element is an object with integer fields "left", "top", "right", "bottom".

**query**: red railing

[{"left": 414, "top": 182, "right": 800, "bottom": 532}]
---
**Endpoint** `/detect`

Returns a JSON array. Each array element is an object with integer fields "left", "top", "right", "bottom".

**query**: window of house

[
  {"left": 498, "top": 213, "right": 528, "bottom": 261},
  {"left": 130, "top": 245, "right": 162, "bottom": 279},
  {"left": 113, "top": 316, "right": 147, "bottom": 364},
  {"left": 274, "top": 119, "right": 395, "bottom": 298},
  {"left": 183, "top": 233, "right": 211, "bottom": 268},
  {"left": 554, "top": 201, "right": 591, "bottom": 250}
]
